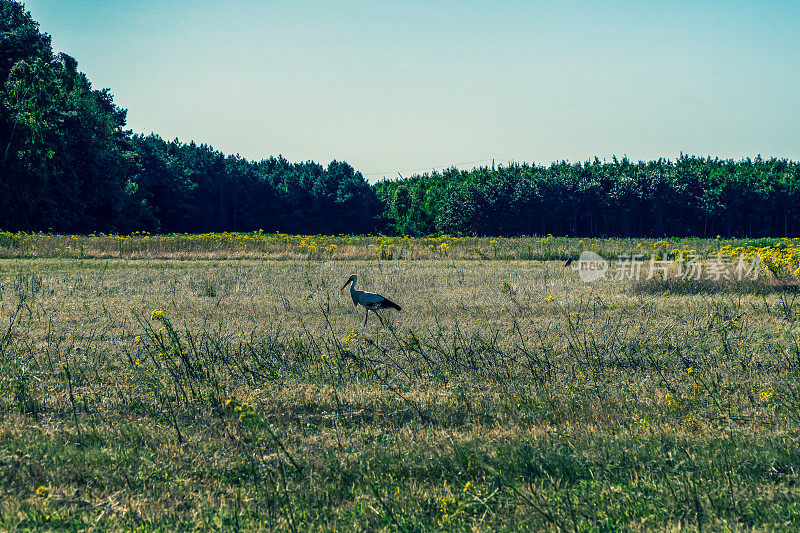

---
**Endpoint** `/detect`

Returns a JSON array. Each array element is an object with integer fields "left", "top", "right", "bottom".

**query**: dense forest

[
  {"left": 376, "top": 156, "right": 800, "bottom": 237},
  {"left": 0, "top": 1, "right": 379, "bottom": 235},
  {"left": 2, "top": 1, "right": 799, "bottom": 237}
]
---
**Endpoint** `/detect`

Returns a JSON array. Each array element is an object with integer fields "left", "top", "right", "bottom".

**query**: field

[{"left": 1, "top": 235, "right": 800, "bottom": 531}]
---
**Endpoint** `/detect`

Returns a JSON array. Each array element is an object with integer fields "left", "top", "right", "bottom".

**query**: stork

[{"left": 341, "top": 274, "right": 401, "bottom": 325}]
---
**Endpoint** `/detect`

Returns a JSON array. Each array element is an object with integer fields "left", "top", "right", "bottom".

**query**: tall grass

[
  {"left": 0, "top": 230, "right": 775, "bottom": 262},
  {"left": 0, "top": 257, "right": 798, "bottom": 529}
]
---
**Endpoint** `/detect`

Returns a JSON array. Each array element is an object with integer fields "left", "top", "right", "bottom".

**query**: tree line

[
  {"left": 0, "top": 1, "right": 379, "bottom": 235},
  {"left": 376, "top": 156, "right": 800, "bottom": 237},
  {"left": 2, "top": 1, "right": 799, "bottom": 238},
  {"left": 129, "top": 135, "right": 380, "bottom": 234}
]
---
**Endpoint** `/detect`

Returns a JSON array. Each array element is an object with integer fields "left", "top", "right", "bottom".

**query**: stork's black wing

[{"left": 379, "top": 297, "right": 401, "bottom": 311}]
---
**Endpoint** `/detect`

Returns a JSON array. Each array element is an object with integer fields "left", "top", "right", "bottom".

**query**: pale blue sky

[{"left": 23, "top": 0, "right": 800, "bottom": 180}]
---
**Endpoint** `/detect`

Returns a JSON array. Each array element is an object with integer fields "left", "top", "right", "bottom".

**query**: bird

[{"left": 341, "top": 274, "right": 401, "bottom": 326}]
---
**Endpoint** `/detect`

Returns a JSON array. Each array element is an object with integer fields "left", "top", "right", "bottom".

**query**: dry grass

[
  {"left": 0, "top": 254, "right": 798, "bottom": 530},
  {"left": 0, "top": 230, "right": 765, "bottom": 262}
]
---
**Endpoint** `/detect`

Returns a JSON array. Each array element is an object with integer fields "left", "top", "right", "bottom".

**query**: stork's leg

[
  {"left": 376, "top": 312, "right": 386, "bottom": 327},
  {"left": 364, "top": 309, "right": 369, "bottom": 326}
]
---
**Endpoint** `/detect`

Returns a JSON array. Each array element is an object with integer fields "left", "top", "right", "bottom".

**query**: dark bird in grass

[
  {"left": 341, "top": 274, "right": 401, "bottom": 325},
  {"left": 564, "top": 257, "right": 574, "bottom": 267}
]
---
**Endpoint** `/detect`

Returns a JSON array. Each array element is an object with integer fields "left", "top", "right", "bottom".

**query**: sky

[{"left": 22, "top": 0, "right": 800, "bottom": 181}]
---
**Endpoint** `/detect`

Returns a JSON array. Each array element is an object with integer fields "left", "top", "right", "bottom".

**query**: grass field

[
  {"left": 1, "top": 236, "right": 799, "bottom": 530},
  {"left": 0, "top": 230, "right": 786, "bottom": 262}
]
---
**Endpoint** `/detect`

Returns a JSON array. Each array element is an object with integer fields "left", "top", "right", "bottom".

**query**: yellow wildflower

[{"left": 344, "top": 330, "right": 359, "bottom": 346}]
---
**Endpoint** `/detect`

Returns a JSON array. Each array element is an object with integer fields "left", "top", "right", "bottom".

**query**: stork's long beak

[{"left": 341, "top": 279, "right": 352, "bottom": 291}]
